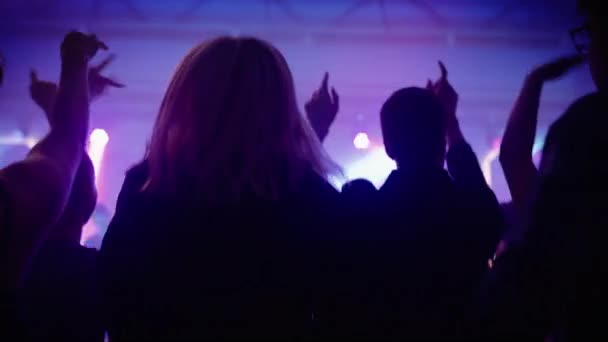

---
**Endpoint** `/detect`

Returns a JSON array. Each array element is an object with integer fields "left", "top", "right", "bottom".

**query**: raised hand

[
  {"left": 427, "top": 61, "right": 458, "bottom": 119},
  {"left": 30, "top": 56, "right": 124, "bottom": 120},
  {"left": 427, "top": 61, "right": 462, "bottom": 145},
  {"left": 305, "top": 72, "right": 339, "bottom": 142},
  {"left": 88, "top": 55, "right": 125, "bottom": 99},
  {"left": 529, "top": 55, "right": 584, "bottom": 83},
  {"left": 60, "top": 31, "right": 108, "bottom": 66},
  {"left": 0, "top": 31, "right": 109, "bottom": 288}
]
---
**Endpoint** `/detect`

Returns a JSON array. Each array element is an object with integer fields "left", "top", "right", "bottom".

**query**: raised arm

[
  {"left": 499, "top": 56, "right": 583, "bottom": 217},
  {"left": 0, "top": 32, "right": 107, "bottom": 287},
  {"left": 29, "top": 55, "right": 123, "bottom": 246},
  {"left": 427, "top": 61, "right": 487, "bottom": 187},
  {"left": 428, "top": 62, "right": 504, "bottom": 260}
]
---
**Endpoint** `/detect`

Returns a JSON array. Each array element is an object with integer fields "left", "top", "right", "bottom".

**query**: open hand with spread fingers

[
  {"left": 88, "top": 54, "right": 125, "bottom": 99},
  {"left": 529, "top": 55, "right": 584, "bottom": 83},
  {"left": 30, "top": 55, "right": 124, "bottom": 120}
]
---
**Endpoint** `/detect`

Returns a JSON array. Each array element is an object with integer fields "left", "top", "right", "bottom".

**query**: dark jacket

[
  {"left": 480, "top": 92, "right": 608, "bottom": 341},
  {"left": 16, "top": 241, "right": 102, "bottom": 342},
  {"left": 329, "top": 141, "right": 503, "bottom": 339},
  {"left": 99, "top": 162, "right": 340, "bottom": 341}
]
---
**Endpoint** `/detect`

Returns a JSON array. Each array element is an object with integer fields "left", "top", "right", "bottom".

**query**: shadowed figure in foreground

[
  {"left": 480, "top": 0, "right": 608, "bottom": 339},
  {"left": 99, "top": 37, "right": 341, "bottom": 341},
  {"left": 0, "top": 33, "right": 109, "bottom": 339},
  {"left": 302, "top": 63, "right": 504, "bottom": 339},
  {"left": 15, "top": 56, "right": 122, "bottom": 342},
  {"left": 325, "top": 64, "right": 504, "bottom": 340}
]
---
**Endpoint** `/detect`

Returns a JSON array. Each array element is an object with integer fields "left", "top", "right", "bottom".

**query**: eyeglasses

[{"left": 570, "top": 25, "right": 591, "bottom": 56}]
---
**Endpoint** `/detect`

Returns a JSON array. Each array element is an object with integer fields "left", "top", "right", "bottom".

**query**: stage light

[
  {"left": 353, "top": 132, "right": 370, "bottom": 150},
  {"left": 0, "top": 131, "right": 38, "bottom": 148},
  {"left": 24, "top": 136, "right": 38, "bottom": 149},
  {"left": 481, "top": 136, "right": 545, "bottom": 188},
  {"left": 346, "top": 147, "right": 396, "bottom": 188},
  {"left": 90, "top": 128, "right": 110, "bottom": 146},
  {"left": 82, "top": 129, "right": 110, "bottom": 247},
  {"left": 481, "top": 147, "right": 500, "bottom": 187},
  {"left": 87, "top": 129, "right": 109, "bottom": 183}
]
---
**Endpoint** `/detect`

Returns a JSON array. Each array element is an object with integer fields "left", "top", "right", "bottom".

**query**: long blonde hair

[{"left": 144, "top": 37, "right": 336, "bottom": 201}]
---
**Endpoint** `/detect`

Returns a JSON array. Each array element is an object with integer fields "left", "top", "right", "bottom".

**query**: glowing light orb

[{"left": 353, "top": 132, "right": 370, "bottom": 150}]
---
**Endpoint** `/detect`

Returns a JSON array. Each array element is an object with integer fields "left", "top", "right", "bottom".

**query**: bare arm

[
  {"left": 499, "top": 76, "right": 543, "bottom": 215},
  {"left": 0, "top": 32, "right": 105, "bottom": 287},
  {"left": 499, "top": 56, "right": 583, "bottom": 217}
]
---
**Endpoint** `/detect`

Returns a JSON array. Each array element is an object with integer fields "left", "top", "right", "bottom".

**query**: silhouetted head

[
  {"left": 578, "top": 0, "right": 608, "bottom": 90},
  {"left": 341, "top": 178, "right": 376, "bottom": 197},
  {"left": 380, "top": 87, "right": 447, "bottom": 168},
  {"left": 51, "top": 156, "right": 97, "bottom": 244},
  {"left": 145, "top": 37, "right": 335, "bottom": 201}
]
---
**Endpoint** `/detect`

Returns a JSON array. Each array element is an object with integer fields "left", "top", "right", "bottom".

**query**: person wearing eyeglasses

[
  {"left": 495, "top": 0, "right": 607, "bottom": 239},
  {"left": 575, "top": 0, "right": 608, "bottom": 90},
  {"left": 479, "top": 1, "right": 608, "bottom": 340}
]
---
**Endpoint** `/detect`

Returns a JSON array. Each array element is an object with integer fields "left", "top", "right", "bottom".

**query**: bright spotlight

[
  {"left": 353, "top": 132, "right": 370, "bottom": 150},
  {"left": 87, "top": 129, "right": 109, "bottom": 186},
  {"left": 24, "top": 136, "right": 38, "bottom": 149},
  {"left": 346, "top": 147, "right": 396, "bottom": 188},
  {"left": 90, "top": 128, "right": 110, "bottom": 146},
  {"left": 82, "top": 128, "right": 110, "bottom": 247}
]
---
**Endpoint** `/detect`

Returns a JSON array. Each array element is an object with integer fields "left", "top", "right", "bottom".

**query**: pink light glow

[
  {"left": 82, "top": 129, "right": 109, "bottom": 246},
  {"left": 87, "top": 129, "right": 109, "bottom": 184}
]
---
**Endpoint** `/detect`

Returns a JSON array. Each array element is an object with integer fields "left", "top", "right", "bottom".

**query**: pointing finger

[
  {"left": 438, "top": 60, "right": 448, "bottom": 79},
  {"left": 320, "top": 72, "right": 329, "bottom": 93},
  {"left": 331, "top": 87, "right": 339, "bottom": 108}
]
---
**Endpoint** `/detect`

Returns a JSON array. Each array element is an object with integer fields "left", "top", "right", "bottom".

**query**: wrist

[
  {"left": 60, "top": 59, "right": 88, "bottom": 75},
  {"left": 447, "top": 119, "right": 464, "bottom": 144},
  {"left": 315, "top": 126, "right": 329, "bottom": 142},
  {"left": 526, "top": 71, "right": 545, "bottom": 86}
]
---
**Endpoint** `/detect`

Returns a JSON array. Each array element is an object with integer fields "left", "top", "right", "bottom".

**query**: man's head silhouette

[{"left": 381, "top": 87, "right": 447, "bottom": 169}]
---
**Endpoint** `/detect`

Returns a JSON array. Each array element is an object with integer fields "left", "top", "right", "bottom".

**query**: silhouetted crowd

[{"left": 1, "top": 0, "right": 606, "bottom": 340}]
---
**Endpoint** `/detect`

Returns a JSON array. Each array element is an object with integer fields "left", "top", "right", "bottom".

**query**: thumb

[
  {"left": 438, "top": 60, "right": 448, "bottom": 80},
  {"left": 331, "top": 87, "right": 339, "bottom": 109},
  {"left": 426, "top": 79, "right": 434, "bottom": 90}
]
